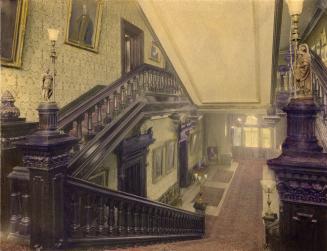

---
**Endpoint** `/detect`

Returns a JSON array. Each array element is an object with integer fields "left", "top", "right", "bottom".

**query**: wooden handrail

[
  {"left": 64, "top": 175, "right": 205, "bottom": 248},
  {"left": 67, "top": 176, "right": 202, "bottom": 217},
  {"left": 311, "top": 51, "right": 327, "bottom": 91},
  {"left": 58, "top": 64, "right": 176, "bottom": 128}
]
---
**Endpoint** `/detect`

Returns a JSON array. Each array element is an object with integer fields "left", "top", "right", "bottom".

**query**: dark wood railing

[
  {"left": 58, "top": 64, "right": 184, "bottom": 161},
  {"left": 65, "top": 177, "right": 205, "bottom": 248},
  {"left": 311, "top": 51, "right": 327, "bottom": 119},
  {"left": 5, "top": 64, "right": 201, "bottom": 250}
]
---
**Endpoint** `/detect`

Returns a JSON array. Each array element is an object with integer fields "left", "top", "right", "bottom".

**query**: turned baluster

[
  {"left": 169, "top": 211, "right": 173, "bottom": 234},
  {"left": 126, "top": 204, "right": 133, "bottom": 234},
  {"left": 146, "top": 207, "right": 152, "bottom": 235},
  {"left": 152, "top": 208, "right": 157, "bottom": 234},
  {"left": 121, "top": 86, "right": 128, "bottom": 109},
  {"left": 140, "top": 206, "right": 147, "bottom": 234},
  {"left": 103, "top": 97, "right": 112, "bottom": 124},
  {"left": 167, "top": 211, "right": 171, "bottom": 234},
  {"left": 186, "top": 216, "right": 189, "bottom": 233},
  {"left": 71, "top": 193, "right": 81, "bottom": 237},
  {"left": 155, "top": 72, "right": 160, "bottom": 92},
  {"left": 143, "top": 72, "right": 149, "bottom": 92},
  {"left": 157, "top": 209, "right": 163, "bottom": 234},
  {"left": 96, "top": 197, "right": 105, "bottom": 235},
  {"left": 138, "top": 72, "right": 143, "bottom": 91},
  {"left": 133, "top": 76, "right": 139, "bottom": 98},
  {"left": 113, "top": 91, "right": 119, "bottom": 118},
  {"left": 176, "top": 214, "right": 180, "bottom": 233},
  {"left": 107, "top": 200, "right": 115, "bottom": 235},
  {"left": 19, "top": 181, "right": 30, "bottom": 236},
  {"left": 8, "top": 179, "right": 21, "bottom": 235},
  {"left": 172, "top": 213, "right": 177, "bottom": 234},
  {"left": 143, "top": 71, "right": 148, "bottom": 86},
  {"left": 84, "top": 194, "right": 93, "bottom": 236},
  {"left": 133, "top": 205, "right": 140, "bottom": 234},
  {"left": 117, "top": 201, "right": 125, "bottom": 235},
  {"left": 163, "top": 210, "right": 168, "bottom": 233},
  {"left": 162, "top": 74, "right": 166, "bottom": 93},
  {"left": 173, "top": 76, "right": 177, "bottom": 94},
  {"left": 87, "top": 109, "right": 95, "bottom": 140},
  {"left": 150, "top": 71, "right": 155, "bottom": 91},
  {"left": 94, "top": 102, "right": 103, "bottom": 132},
  {"left": 127, "top": 80, "right": 133, "bottom": 104},
  {"left": 183, "top": 215, "right": 187, "bottom": 233}
]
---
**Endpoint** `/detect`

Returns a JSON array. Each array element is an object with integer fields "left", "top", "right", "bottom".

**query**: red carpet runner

[{"left": 138, "top": 160, "right": 265, "bottom": 251}]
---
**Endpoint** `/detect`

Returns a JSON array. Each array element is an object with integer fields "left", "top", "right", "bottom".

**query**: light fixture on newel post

[
  {"left": 37, "top": 28, "right": 60, "bottom": 135},
  {"left": 286, "top": 0, "right": 312, "bottom": 98}
]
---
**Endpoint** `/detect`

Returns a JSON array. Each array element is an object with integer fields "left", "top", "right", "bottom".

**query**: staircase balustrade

[
  {"left": 58, "top": 64, "right": 184, "bottom": 160},
  {"left": 311, "top": 51, "right": 327, "bottom": 119},
  {"left": 65, "top": 177, "right": 204, "bottom": 248}
]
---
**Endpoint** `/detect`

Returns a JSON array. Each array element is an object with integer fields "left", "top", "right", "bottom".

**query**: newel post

[{"left": 15, "top": 102, "right": 76, "bottom": 249}]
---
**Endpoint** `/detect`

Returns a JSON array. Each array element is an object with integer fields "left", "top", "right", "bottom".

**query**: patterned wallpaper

[{"left": 1, "top": 0, "right": 164, "bottom": 121}]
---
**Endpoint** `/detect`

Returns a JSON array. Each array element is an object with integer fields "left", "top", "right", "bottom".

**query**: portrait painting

[
  {"left": 65, "top": 0, "right": 103, "bottom": 52},
  {"left": 152, "top": 146, "right": 164, "bottom": 183},
  {"left": 165, "top": 140, "right": 176, "bottom": 173},
  {"left": 149, "top": 41, "right": 161, "bottom": 62},
  {"left": 0, "top": 0, "right": 28, "bottom": 68}
]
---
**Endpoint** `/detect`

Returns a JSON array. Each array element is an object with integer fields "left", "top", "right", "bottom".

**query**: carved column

[
  {"left": 15, "top": 101, "right": 76, "bottom": 249},
  {"left": 1, "top": 91, "right": 37, "bottom": 234},
  {"left": 268, "top": 97, "right": 327, "bottom": 251}
]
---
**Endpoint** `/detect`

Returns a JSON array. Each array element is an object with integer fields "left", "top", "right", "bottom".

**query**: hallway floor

[{"left": 134, "top": 159, "right": 265, "bottom": 251}]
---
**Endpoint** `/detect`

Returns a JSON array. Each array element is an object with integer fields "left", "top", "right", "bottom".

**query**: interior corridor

[{"left": 123, "top": 159, "right": 265, "bottom": 251}]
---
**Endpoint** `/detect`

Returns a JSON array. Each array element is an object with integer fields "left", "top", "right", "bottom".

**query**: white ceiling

[{"left": 139, "top": 0, "right": 275, "bottom": 110}]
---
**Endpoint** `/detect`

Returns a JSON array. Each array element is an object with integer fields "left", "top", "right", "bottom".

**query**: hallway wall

[
  {"left": 204, "top": 113, "right": 232, "bottom": 159},
  {"left": 1, "top": 0, "right": 163, "bottom": 121}
]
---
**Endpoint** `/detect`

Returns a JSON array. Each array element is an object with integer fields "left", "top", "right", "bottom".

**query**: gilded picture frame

[
  {"left": 65, "top": 0, "right": 103, "bottom": 52},
  {"left": 1, "top": 0, "right": 29, "bottom": 68}
]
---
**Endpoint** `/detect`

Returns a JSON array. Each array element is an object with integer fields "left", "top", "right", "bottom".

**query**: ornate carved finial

[
  {"left": 0, "top": 90, "right": 20, "bottom": 121},
  {"left": 294, "top": 43, "right": 312, "bottom": 97}
]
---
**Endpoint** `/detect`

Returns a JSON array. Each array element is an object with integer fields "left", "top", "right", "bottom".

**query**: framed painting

[
  {"left": 65, "top": 0, "right": 103, "bottom": 52},
  {"left": 152, "top": 146, "right": 164, "bottom": 183},
  {"left": 165, "top": 140, "right": 176, "bottom": 174},
  {"left": 149, "top": 41, "right": 161, "bottom": 62},
  {"left": 1, "top": 0, "right": 28, "bottom": 68}
]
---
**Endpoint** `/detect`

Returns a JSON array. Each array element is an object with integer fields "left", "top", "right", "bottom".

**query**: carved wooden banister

[
  {"left": 65, "top": 176, "right": 204, "bottom": 248},
  {"left": 57, "top": 64, "right": 184, "bottom": 162},
  {"left": 310, "top": 51, "right": 327, "bottom": 119}
]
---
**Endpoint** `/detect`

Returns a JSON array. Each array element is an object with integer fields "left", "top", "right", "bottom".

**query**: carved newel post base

[
  {"left": 268, "top": 97, "right": 327, "bottom": 251},
  {"left": 15, "top": 101, "right": 76, "bottom": 249}
]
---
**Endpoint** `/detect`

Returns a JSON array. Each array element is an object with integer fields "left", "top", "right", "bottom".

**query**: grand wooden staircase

[{"left": 5, "top": 64, "right": 205, "bottom": 250}]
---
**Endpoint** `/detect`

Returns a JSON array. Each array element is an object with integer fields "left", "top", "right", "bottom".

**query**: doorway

[
  {"left": 121, "top": 19, "right": 144, "bottom": 75},
  {"left": 116, "top": 132, "right": 154, "bottom": 197}
]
